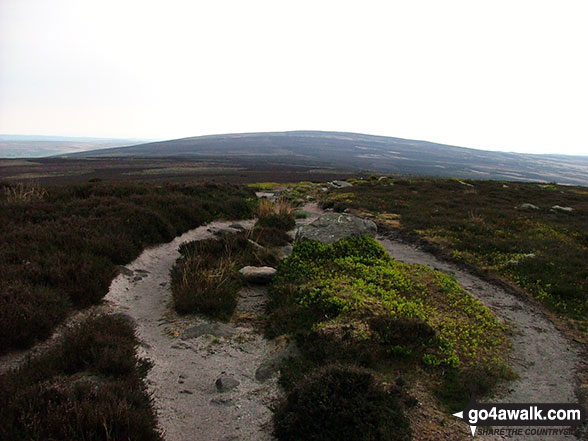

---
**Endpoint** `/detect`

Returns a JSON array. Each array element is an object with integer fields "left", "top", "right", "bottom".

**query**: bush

[
  {"left": 273, "top": 364, "right": 411, "bottom": 441},
  {"left": 250, "top": 226, "right": 291, "bottom": 247},
  {"left": 0, "top": 281, "right": 70, "bottom": 350},
  {"left": 255, "top": 198, "right": 296, "bottom": 231},
  {"left": 320, "top": 179, "right": 588, "bottom": 316},
  {"left": 171, "top": 232, "right": 279, "bottom": 319},
  {"left": 0, "top": 314, "right": 161, "bottom": 441},
  {"left": 256, "top": 213, "right": 295, "bottom": 231},
  {"left": 171, "top": 257, "right": 240, "bottom": 319},
  {"left": 0, "top": 182, "right": 255, "bottom": 352}
]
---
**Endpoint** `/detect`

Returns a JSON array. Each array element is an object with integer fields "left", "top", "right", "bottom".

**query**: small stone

[
  {"left": 229, "top": 223, "right": 245, "bottom": 230},
  {"left": 215, "top": 375, "right": 240, "bottom": 392},
  {"left": 255, "top": 341, "right": 300, "bottom": 382},
  {"left": 238, "top": 266, "right": 277, "bottom": 284},
  {"left": 133, "top": 275, "right": 143, "bottom": 281},
  {"left": 328, "top": 180, "right": 353, "bottom": 188},
  {"left": 118, "top": 266, "right": 134, "bottom": 276},
  {"left": 519, "top": 203, "right": 540, "bottom": 210},
  {"left": 551, "top": 205, "right": 573, "bottom": 213},
  {"left": 179, "top": 389, "right": 193, "bottom": 394},
  {"left": 210, "top": 397, "right": 233, "bottom": 406}
]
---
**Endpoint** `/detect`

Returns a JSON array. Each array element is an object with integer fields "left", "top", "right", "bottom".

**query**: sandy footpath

[{"left": 378, "top": 235, "right": 582, "bottom": 440}]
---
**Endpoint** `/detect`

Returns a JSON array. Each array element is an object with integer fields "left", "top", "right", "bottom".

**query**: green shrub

[
  {"left": 273, "top": 364, "right": 412, "bottom": 441},
  {"left": 320, "top": 179, "right": 588, "bottom": 316}
]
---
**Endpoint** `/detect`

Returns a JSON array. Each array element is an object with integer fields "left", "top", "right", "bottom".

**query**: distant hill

[
  {"left": 0, "top": 135, "right": 149, "bottom": 158},
  {"left": 68, "top": 131, "right": 588, "bottom": 185}
]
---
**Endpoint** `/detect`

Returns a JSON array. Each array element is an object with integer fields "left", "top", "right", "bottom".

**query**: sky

[{"left": 0, "top": 0, "right": 587, "bottom": 155}]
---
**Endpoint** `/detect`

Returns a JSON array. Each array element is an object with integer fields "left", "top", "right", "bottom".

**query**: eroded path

[
  {"left": 377, "top": 234, "right": 582, "bottom": 440},
  {"left": 104, "top": 220, "right": 285, "bottom": 441}
]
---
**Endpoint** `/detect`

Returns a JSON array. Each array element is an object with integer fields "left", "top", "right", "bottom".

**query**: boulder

[
  {"left": 519, "top": 203, "right": 540, "bottom": 211},
  {"left": 328, "top": 180, "right": 353, "bottom": 189},
  {"left": 238, "top": 266, "right": 277, "bottom": 284},
  {"left": 215, "top": 375, "right": 240, "bottom": 392},
  {"left": 551, "top": 205, "right": 573, "bottom": 213},
  {"left": 255, "top": 341, "right": 300, "bottom": 382},
  {"left": 295, "top": 212, "right": 377, "bottom": 244}
]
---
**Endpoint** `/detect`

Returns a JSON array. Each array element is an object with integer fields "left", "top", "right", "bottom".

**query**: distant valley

[{"left": 0, "top": 134, "right": 148, "bottom": 158}]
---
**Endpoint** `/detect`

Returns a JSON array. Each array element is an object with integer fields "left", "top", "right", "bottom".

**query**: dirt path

[
  {"left": 377, "top": 234, "right": 582, "bottom": 440},
  {"left": 102, "top": 219, "right": 297, "bottom": 441}
]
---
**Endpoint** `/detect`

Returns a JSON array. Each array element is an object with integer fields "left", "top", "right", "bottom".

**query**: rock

[
  {"left": 255, "top": 341, "right": 300, "bottom": 382},
  {"left": 210, "top": 397, "right": 233, "bottom": 406},
  {"left": 509, "top": 253, "right": 536, "bottom": 265},
  {"left": 328, "top": 180, "right": 353, "bottom": 189},
  {"left": 238, "top": 266, "right": 277, "bottom": 284},
  {"left": 519, "top": 203, "right": 540, "bottom": 210},
  {"left": 215, "top": 375, "right": 240, "bottom": 392},
  {"left": 229, "top": 223, "right": 245, "bottom": 231},
  {"left": 551, "top": 205, "right": 573, "bottom": 213},
  {"left": 133, "top": 275, "right": 143, "bottom": 281},
  {"left": 295, "top": 212, "right": 377, "bottom": 244},
  {"left": 118, "top": 265, "right": 134, "bottom": 276},
  {"left": 181, "top": 322, "right": 235, "bottom": 340},
  {"left": 276, "top": 243, "right": 293, "bottom": 259},
  {"left": 255, "top": 191, "right": 276, "bottom": 200}
]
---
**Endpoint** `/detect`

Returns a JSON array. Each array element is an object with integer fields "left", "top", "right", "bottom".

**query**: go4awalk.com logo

[{"left": 452, "top": 401, "right": 585, "bottom": 436}]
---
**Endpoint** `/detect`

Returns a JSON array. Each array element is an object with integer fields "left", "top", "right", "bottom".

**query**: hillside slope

[{"left": 68, "top": 131, "right": 588, "bottom": 185}]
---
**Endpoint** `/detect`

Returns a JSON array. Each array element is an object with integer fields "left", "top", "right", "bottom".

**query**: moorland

[{"left": 0, "top": 171, "right": 586, "bottom": 441}]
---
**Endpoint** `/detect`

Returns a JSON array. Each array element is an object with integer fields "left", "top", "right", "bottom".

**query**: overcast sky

[{"left": 1, "top": 0, "right": 586, "bottom": 155}]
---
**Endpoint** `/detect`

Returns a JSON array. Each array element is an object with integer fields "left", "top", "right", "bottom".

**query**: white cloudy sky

[{"left": 0, "top": 0, "right": 586, "bottom": 155}]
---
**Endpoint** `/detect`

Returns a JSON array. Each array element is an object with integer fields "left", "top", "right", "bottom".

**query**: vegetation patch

[
  {"left": 171, "top": 232, "right": 279, "bottom": 319},
  {"left": 0, "top": 182, "right": 255, "bottom": 353},
  {"left": 0, "top": 314, "right": 160, "bottom": 441},
  {"left": 267, "top": 236, "right": 510, "bottom": 437},
  {"left": 273, "top": 364, "right": 412, "bottom": 441},
  {"left": 321, "top": 178, "right": 588, "bottom": 317}
]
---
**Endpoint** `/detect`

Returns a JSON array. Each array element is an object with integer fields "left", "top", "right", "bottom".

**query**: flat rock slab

[
  {"left": 239, "top": 266, "right": 277, "bottom": 284},
  {"left": 328, "top": 180, "right": 353, "bottom": 188},
  {"left": 181, "top": 322, "right": 235, "bottom": 340},
  {"left": 296, "top": 212, "right": 377, "bottom": 244}
]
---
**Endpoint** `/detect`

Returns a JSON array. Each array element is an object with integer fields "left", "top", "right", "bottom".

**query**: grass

[
  {"left": 171, "top": 232, "right": 280, "bottom": 319},
  {"left": 0, "top": 181, "right": 256, "bottom": 353},
  {"left": 0, "top": 314, "right": 161, "bottom": 441},
  {"left": 170, "top": 197, "right": 296, "bottom": 320},
  {"left": 255, "top": 198, "right": 296, "bottom": 231},
  {"left": 321, "top": 178, "right": 588, "bottom": 318},
  {"left": 267, "top": 236, "right": 511, "bottom": 438}
]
